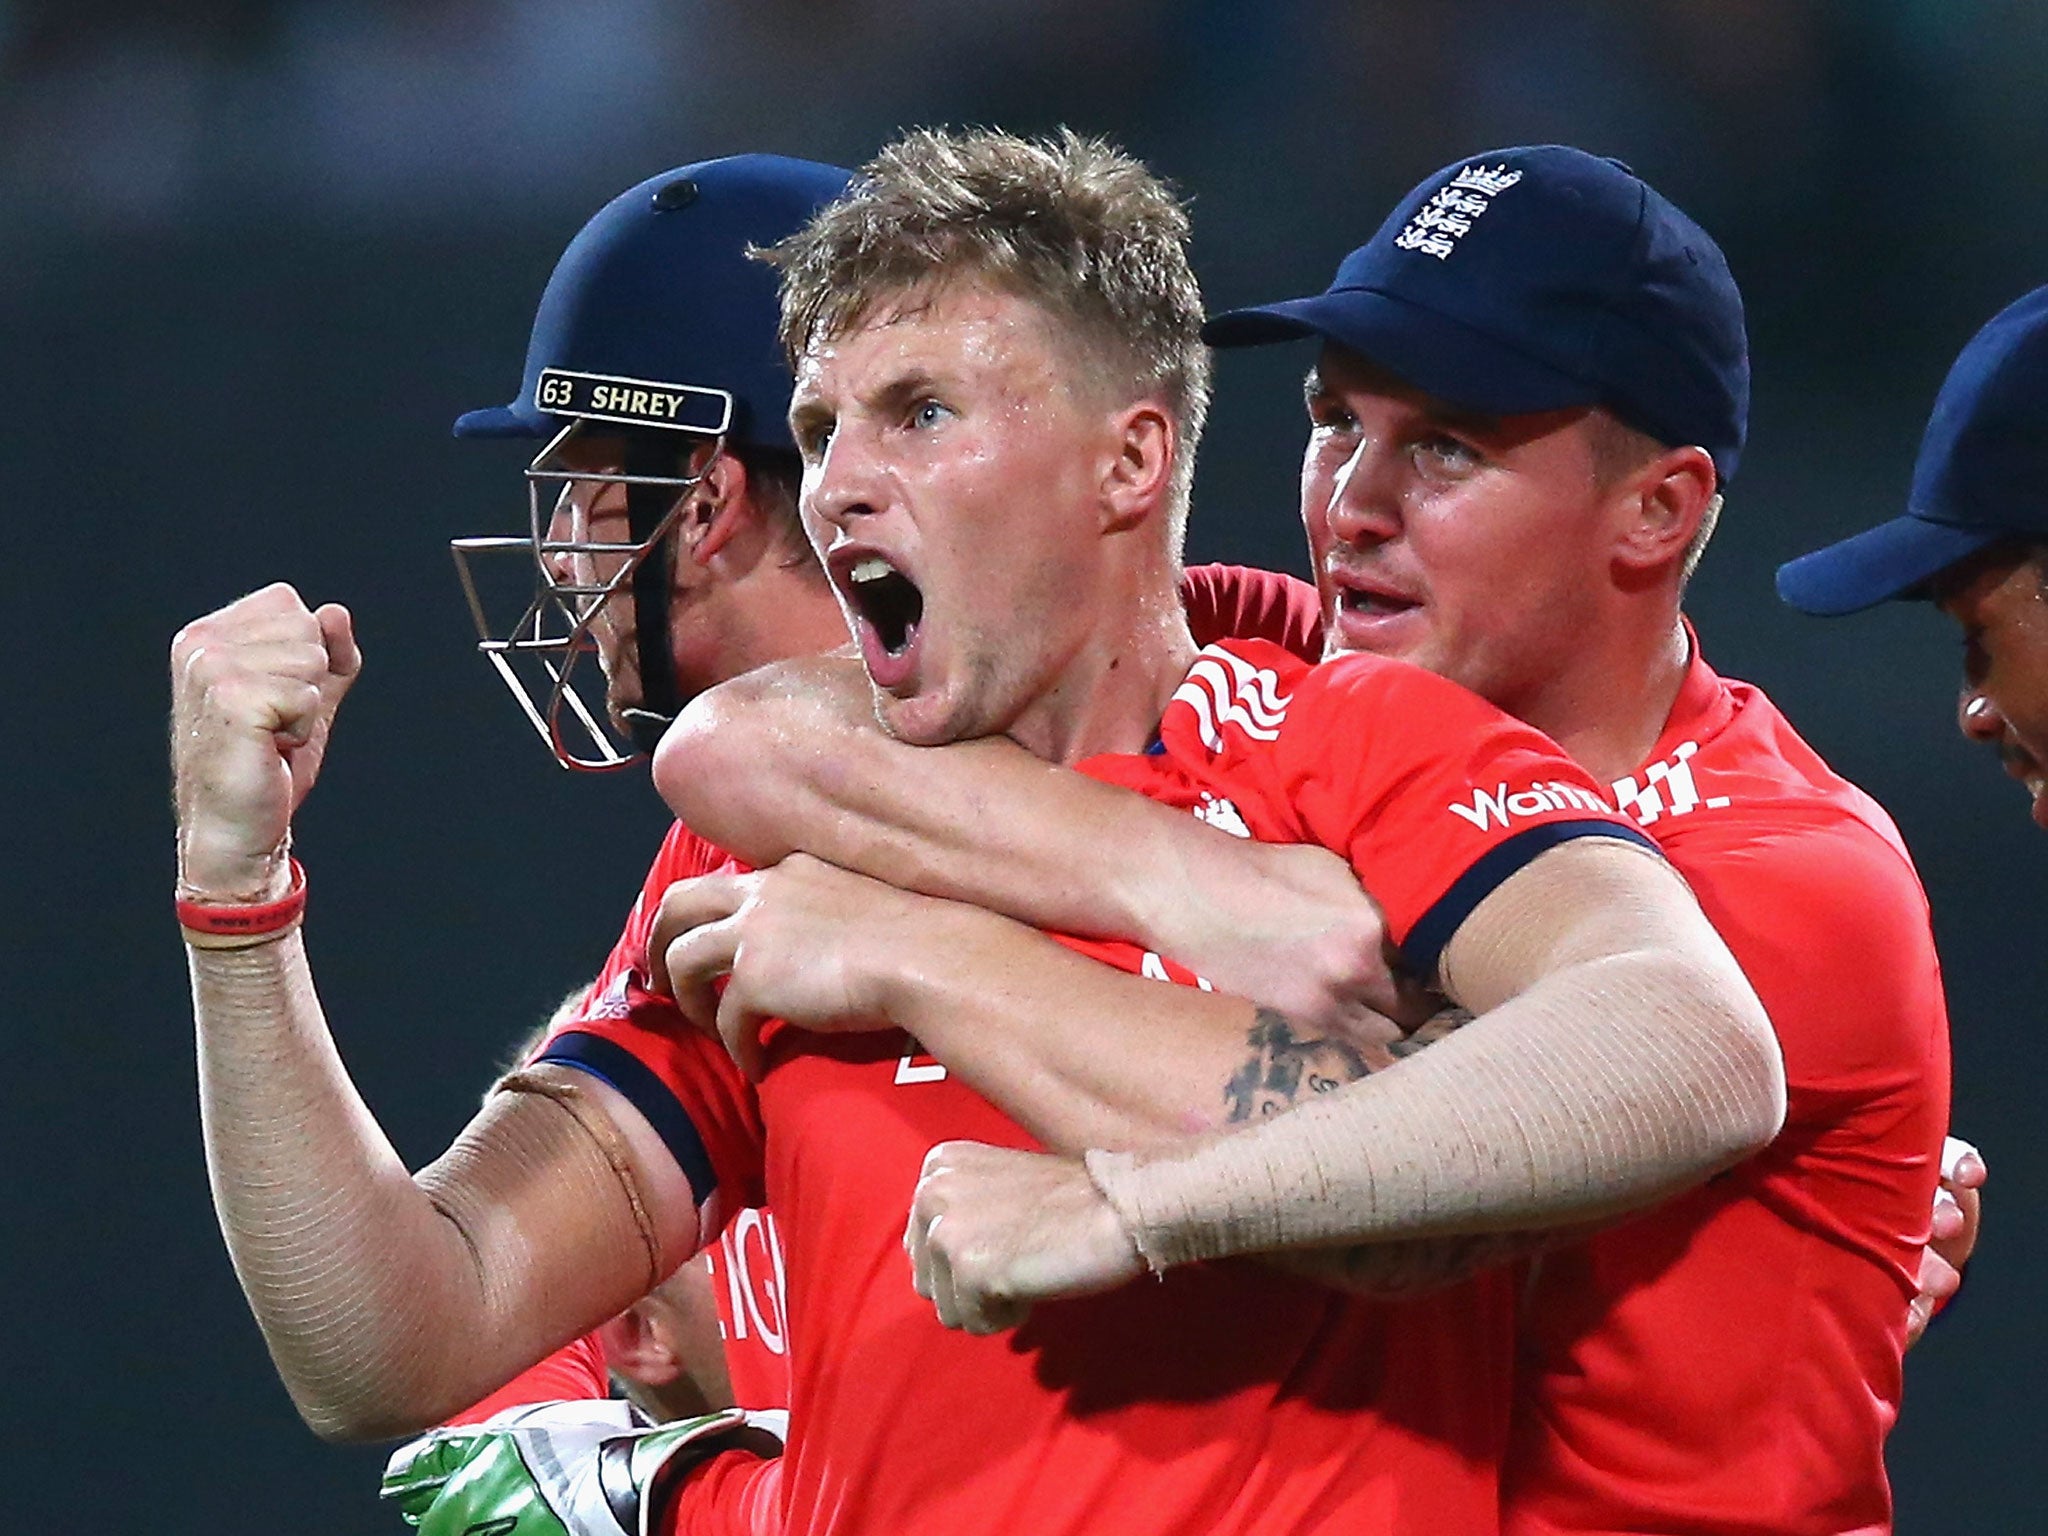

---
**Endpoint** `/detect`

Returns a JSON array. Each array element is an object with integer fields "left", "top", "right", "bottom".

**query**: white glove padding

[{"left": 381, "top": 1399, "right": 787, "bottom": 1536}]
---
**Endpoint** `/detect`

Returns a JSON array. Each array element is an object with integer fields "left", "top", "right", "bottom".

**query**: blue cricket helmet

[
  {"left": 451, "top": 154, "right": 852, "bottom": 772},
  {"left": 454, "top": 154, "right": 854, "bottom": 449}
]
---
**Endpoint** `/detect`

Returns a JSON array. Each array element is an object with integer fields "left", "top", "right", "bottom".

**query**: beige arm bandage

[
  {"left": 1085, "top": 838, "right": 1785, "bottom": 1272},
  {"left": 192, "top": 934, "right": 662, "bottom": 1440}
]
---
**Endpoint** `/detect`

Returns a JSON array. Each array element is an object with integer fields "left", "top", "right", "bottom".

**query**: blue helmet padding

[{"left": 454, "top": 154, "right": 854, "bottom": 450}]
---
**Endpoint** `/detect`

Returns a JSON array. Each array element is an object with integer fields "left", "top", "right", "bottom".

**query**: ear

[
  {"left": 1099, "top": 402, "right": 1177, "bottom": 534},
  {"left": 675, "top": 446, "right": 754, "bottom": 568},
  {"left": 595, "top": 1298, "right": 684, "bottom": 1387},
  {"left": 1610, "top": 444, "right": 1718, "bottom": 575}
]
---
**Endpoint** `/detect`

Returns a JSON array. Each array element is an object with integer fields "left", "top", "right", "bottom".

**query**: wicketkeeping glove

[{"left": 380, "top": 1399, "right": 787, "bottom": 1536}]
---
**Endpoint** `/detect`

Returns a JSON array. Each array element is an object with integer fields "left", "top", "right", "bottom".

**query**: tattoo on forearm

[{"left": 1222, "top": 1008, "right": 1372, "bottom": 1123}]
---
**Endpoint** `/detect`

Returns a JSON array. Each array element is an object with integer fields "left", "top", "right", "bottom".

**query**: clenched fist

[
  {"left": 904, "top": 1141, "right": 1144, "bottom": 1335},
  {"left": 170, "top": 583, "right": 361, "bottom": 901}
]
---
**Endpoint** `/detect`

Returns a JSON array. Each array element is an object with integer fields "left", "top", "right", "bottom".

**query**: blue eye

[
  {"left": 911, "top": 399, "right": 951, "bottom": 430},
  {"left": 1418, "top": 435, "right": 1479, "bottom": 470}
]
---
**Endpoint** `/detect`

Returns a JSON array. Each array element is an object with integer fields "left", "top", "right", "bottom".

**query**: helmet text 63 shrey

[{"left": 452, "top": 154, "right": 852, "bottom": 769}]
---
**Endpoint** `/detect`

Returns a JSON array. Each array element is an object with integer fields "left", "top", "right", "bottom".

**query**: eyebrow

[
  {"left": 870, "top": 368, "right": 944, "bottom": 415},
  {"left": 1301, "top": 365, "right": 1497, "bottom": 431},
  {"left": 787, "top": 398, "right": 833, "bottom": 446}
]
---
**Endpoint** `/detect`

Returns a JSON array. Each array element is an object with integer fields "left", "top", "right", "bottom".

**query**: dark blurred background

[{"left": 7, "top": 0, "right": 2042, "bottom": 1526}]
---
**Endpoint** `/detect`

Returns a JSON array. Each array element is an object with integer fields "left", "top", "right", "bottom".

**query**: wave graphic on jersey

[{"left": 1173, "top": 646, "right": 1292, "bottom": 752}]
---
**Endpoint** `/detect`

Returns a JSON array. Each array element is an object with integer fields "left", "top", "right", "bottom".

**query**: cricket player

[
  {"left": 173, "top": 152, "right": 852, "bottom": 1508},
  {"left": 1780, "top": 283, "right": 2048, "bottom": 831},
  {"left": 174, "top": 128, "right": 1782, "bottom": 1536},
  {"left": 645, "top": 146, "right": 1952, "bottom": 1535},
  {"left": 424, "top": 153, "right": 856, "bottom": 1428}
]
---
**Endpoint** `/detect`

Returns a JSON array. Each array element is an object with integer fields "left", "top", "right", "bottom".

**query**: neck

[
  {"left": 1512, "top": 609, "right": 1692, "bottom": 787},
  {"left": 1008, "top": 556, "right": 1197, "bottom": 765}
]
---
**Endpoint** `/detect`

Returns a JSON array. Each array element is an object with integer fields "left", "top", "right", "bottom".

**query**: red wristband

[{"left": 177, "top": 858, "right": 307, "bottom": 948}]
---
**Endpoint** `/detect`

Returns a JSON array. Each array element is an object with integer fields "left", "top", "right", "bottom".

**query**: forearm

[
  {"left": 192, "top": 936, "right": 660, "bottom": 1439},
  {"left": 879, "top": 903, "right": 1395, "bottom": 1152},
  {"left": 658, "top": 661, "right": 1387, "bottom": 1018},
  {"left": 662, "top": 659, "right": 1176, "bottom": 933},
  {"left": 1087, "top": 944, "right": 1785, "bottom": 1268}
]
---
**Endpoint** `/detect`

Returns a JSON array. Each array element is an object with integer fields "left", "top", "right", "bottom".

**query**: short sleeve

[
  {"left": 533, "top": 821, "right": 770, "bottom": 1227},
  {"left": 1179, "top": 563, "right": 1324, "bottom": 661},
  {"left": 1272, "top": 653, "right": 1660, "bottom": 980}
]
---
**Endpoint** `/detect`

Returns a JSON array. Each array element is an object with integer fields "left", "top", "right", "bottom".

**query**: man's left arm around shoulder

[
  {"left": 900, "top": 836, "right": 1787, "bottom": 1330},
  {"left": 654, "top": 654, "right": 1413, "bottom": 1031}
]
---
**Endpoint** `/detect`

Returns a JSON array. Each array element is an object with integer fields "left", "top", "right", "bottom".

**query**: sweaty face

[
  {"left": 789, "top": 284, "right": 1120, "bottom": 749},
  {"left": 540, "top": 433, "right": 724, "bottom": 728},
  {"left": 1936, "top": 543, "right": 2048, "bottom": 829},
  {"left": 1299, "top": 344, "right": 1618, "bottom": 718},
  {"left": 542, "top": 437, "right": 652, "bottom": 726}
]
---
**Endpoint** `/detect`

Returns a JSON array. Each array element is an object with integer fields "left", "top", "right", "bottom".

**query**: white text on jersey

[
  {"left": 1609, "top": 740, "right": 1730, "bottom": 826},
  {"left": 1447, "top": 779, "right": 1616, "bottom": 831}
]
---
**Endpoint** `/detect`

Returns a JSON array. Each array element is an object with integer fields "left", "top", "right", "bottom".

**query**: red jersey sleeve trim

[
  {"left": 1399, "top": 819, "right": 1663, "bottom": 981},
  {"left": 540, "top": 1030, "right": 721, "bottom": 1210}
]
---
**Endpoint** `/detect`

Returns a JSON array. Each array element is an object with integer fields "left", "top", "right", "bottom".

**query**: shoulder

[
  {"left": 1179, "top": 563, "right": 1323, "bottom": 660},
  {"left": 1655, "top": 675, "right": 1923, "bottom": 897},
  {"left": 1289, "top": 647, "right": 1576, "bottom": 760},
  {"left": 650, "top": 819, "right": 734, "bottom": 882},
  {"left": 1664, "top": 797, "right": 1931, "bottom": 948}
]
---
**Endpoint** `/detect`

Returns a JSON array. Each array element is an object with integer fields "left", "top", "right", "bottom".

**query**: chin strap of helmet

[{"left": 619, "top": 433, "right": 687, "bottom": 755}]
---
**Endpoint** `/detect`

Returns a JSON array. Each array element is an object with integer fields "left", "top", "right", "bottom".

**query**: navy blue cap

[
  {"left": 1203, "top": 145, "right": 1749, "bottom": 484},
  {"left": 1777, "top": 285, "right": 2048, "bottom": 616},
  {"left": 454, "top": 154, "right": 853, "bottom": 450}
]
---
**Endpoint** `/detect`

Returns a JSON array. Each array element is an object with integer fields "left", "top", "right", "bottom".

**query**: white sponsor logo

[
  {"left": 1174, "top": 647, "right": 1291, "bottom": 752},
  {"left": 1608, "top": 740, "right": 1729, "bottom": 827},
  {"left": 582, "top": 970, "right": 633, "bottom": 1021},
  {"left": 1393, "top": 164, "right": 1523, "bottom": 260},
  {"left": 894, "top": 1041, "right": 947, "bottom": 1084},
  {"left": 713, "top": 1208, "right": 788, "bottom": 1355},
  {"left": 1193, "top": 792, "right": 1252, "bottom": 839},
  {"left": 1447, "top": 778, "right": 1617, "bottom": 832},
  {"left": 1140, "top": 949, "right": 1215, "bottom": 991}
]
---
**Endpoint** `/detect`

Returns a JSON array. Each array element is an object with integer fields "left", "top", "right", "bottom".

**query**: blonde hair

[{"left": 765, "top": 126, "right": 1210, "bottom": 544}]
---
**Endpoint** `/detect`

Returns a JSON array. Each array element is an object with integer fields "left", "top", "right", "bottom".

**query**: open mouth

[
  {"left": 846, "top": 555, "right": 925, "bottom": 656},
  {"left": 1337, "top": 586, "right": 1419, "bottom": 619}
]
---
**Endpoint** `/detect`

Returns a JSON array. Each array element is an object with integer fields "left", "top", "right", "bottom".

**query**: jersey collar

[{"left": 1638, "top": 616, "right": 1736, "bottom": 771}]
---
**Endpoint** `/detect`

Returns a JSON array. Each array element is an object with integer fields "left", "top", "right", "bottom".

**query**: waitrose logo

[{"left": 1447, "top": 780, "right": 1615, "bottom": 832}]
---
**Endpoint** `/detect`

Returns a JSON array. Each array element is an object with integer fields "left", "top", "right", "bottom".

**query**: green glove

[{"left": 381, "top": 1400, "right": 786, "bottom": 1536}]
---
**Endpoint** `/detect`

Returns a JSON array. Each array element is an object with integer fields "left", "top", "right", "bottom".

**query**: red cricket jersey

[
  {"left": 540, "top": 640, "right": 1657, "bottom": 1536},
  {"left": 1186, "top": 564, "right": 1950, "bottom": 1536},
  {"left": 449, "top": 820, "right": 794, "bottom": 1423},
  {"left": 1502, "top": 642, "right": 1949, "bottom": 1536}
]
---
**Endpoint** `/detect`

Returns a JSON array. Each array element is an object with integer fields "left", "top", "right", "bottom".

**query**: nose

[
  {"left": 804, "top": 426, "right": 886, "bottom": 542},
  {"left": 1959, "top": 688, "right": 2005, "bottom": 743},
  {"left": 542, "top": 487, "right": 580, "bottom": 585},
  {"left": 1318, "top": 435, "right": 1402, "bottom": 548}
]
